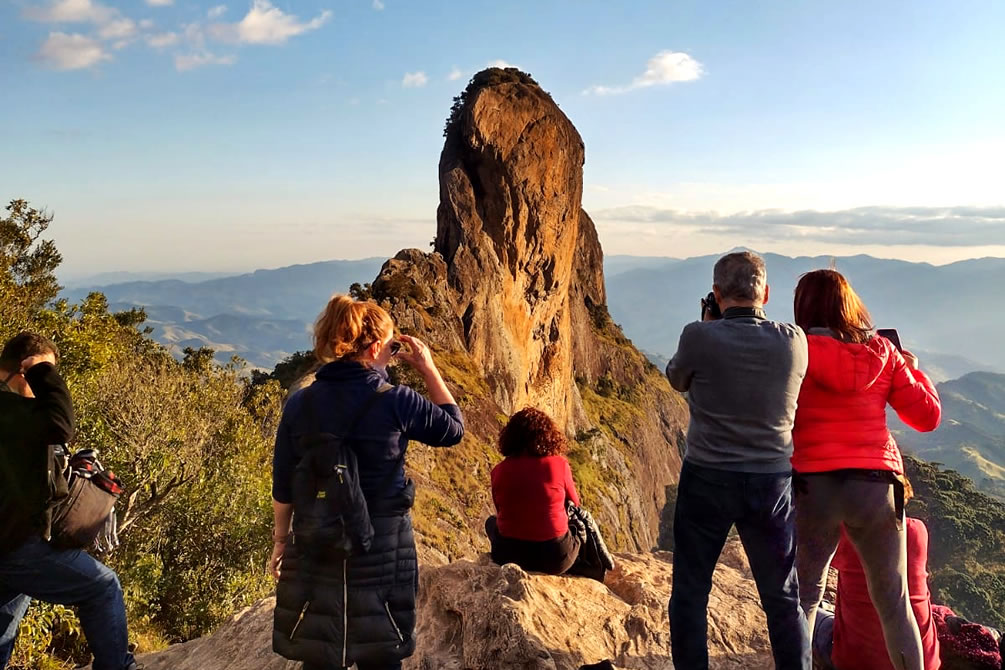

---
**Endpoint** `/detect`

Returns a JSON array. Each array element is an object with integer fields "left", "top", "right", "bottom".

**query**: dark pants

[
  {"left": 669, "top": 462, "right": 810, "bottom": 670},
  {"left": 485, "top": 516, "right": 580, "bottom": 575},
  {"left": 0, "top": 536, "right": 136, "bottom": 670}
]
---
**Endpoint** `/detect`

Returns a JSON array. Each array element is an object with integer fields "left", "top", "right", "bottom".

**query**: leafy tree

[
  {"left": 348, "top": 282, "right": 372, "bottom": 301},
  {"left": 0, "top": 199, "right": 62, "bottom": 335},
  {"left": 2, "top": 201, "right": 284, "bottom": 665},
  {"left": 251, "top": 350, "right": 318, "bottom": 390}
]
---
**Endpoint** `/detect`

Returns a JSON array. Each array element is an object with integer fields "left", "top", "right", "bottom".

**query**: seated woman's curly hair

[{"left": 499, "top": 407, "right": 568, "bottom": 458}]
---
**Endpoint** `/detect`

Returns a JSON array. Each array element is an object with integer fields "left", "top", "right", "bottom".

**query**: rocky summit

[
  {"left": 364, "top": 68, "right": 688, "bottom": 559},
  {"left": 132, "top": 541, "right": 775, "bottom": 670}
]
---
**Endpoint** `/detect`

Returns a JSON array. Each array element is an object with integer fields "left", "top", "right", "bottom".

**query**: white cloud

[
  {"left": 145, "top": 0, "right": 173, "bottom": 5},
  {"left": 372, "top": 0, "right": 384, "bottom": 9},
  {"left": 207, "top": 5, "right": 227, "bottom": 19},
  {"left": 402, "top": 70, "right": 427, "bottom": 88},
  {"left": 174, "top": 49, "right": 236, "bottom": 71},
  {"left": 146, "top": 31, "right": 179, "bottom": 48},
  {"left": 209, "top": 0, "right": 331, "bottom": 45},
  {"left": 139, "top": 18, "right": 155, "bottom": 29},
  {"left": 36, "top": 31, "right": 110, "bottom": 70},
  {"left": 25, "top": 0, "right": 138, "bottom": 45},
  {"left": 584, "top": 50, "right": 703, "bottom": 95},
  {"left": 97, "top": 17, "right": 136, "bottom": 40},
  {"left": 487, "top": 59, "right": 517, "bottom": 69},
  {"left": 23, "top": 0, "right": 115, "bottom": 24},
  {"left": 447, "top": 66, "right": 462, "bottom": 81}
]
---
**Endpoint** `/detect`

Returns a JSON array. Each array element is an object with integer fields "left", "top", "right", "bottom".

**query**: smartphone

[{"left": 877, "top": 328, "right": 902, "bottom": 352}]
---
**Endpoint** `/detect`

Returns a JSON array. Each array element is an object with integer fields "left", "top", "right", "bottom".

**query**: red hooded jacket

[{"left": 792, "top": 333, "right": 941, "bottom": 474}]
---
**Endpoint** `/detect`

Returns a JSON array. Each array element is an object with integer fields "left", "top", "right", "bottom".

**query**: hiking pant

[
  {"left": 0, "top": 536, "right": 136, "bottom": 670},
  {"left": 794, "top": 471, "right": 923, "bottom": 670},
  {"left": 669, "top": 462, "right": 810, "bottom": 670},
  {"left": 484, "top": 516, "right": 581, "bottom": 575}
]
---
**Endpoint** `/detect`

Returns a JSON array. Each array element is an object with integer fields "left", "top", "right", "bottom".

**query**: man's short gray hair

[{"left": 713, "top": 251, "right": 767, "bottom": 302}]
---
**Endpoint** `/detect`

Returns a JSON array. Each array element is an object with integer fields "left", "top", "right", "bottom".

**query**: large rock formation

[
  {"left": 131, "top": 542, "right": 774, "bottom": 670},
  {"left": 366, "top": 69, "right": 687, "bottom": 557}
]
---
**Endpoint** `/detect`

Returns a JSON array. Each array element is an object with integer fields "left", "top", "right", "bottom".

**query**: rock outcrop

[
  {"left": 365, "top": 68, "right": 688, "bottom": 557},
  {"left": 132, "top": 542, "right": 774, "bottom": 670}
]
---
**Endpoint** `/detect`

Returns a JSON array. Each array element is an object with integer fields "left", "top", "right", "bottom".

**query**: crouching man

[{"left": 0, "top": 332, "right": 138, "bottom": 670}]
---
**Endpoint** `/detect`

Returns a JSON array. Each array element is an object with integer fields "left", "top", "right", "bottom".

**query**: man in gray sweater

[{"left": 666, "top": 251, "right": 810, "bottom": 670}]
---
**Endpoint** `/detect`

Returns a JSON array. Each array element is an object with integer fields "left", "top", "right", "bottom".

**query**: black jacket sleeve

[{"left": 24, "top": 362, "right": 75, "bottom": 444}]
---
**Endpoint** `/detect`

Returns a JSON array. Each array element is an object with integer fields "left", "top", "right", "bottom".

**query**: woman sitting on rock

[
  {"left": 486, "top": 408, "right": 613, "bottom": 579},
  {"left": 791, "top": 269, "right": 942, "bottom": 670},
  {"left": 269, "top": 294, "right": 464, "bottom": 670}
]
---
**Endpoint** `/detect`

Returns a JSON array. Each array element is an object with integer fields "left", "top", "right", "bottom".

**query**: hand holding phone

[{"left": 876, "top": 328, "right": 902, "bottom": 352}]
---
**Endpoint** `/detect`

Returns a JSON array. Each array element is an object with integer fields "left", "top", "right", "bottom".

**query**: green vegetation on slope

[{"left": 904, "top": 455, "right": 1005, "bottom": 629}]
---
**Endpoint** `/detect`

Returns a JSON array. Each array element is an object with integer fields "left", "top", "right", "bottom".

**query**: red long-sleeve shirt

[
  {"left": 491, "top": 455, "right": 580, "bottom": 542},
  {"left": 832, "top": 518, "right": 940, "bottom": 670}
]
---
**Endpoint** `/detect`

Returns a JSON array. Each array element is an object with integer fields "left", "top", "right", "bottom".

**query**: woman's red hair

[
  {"left": 499, "top": 408, "right": 567, "bottom": 458},
  {"left": 794, "top": 269, "right": 874, "bottom": 344}
]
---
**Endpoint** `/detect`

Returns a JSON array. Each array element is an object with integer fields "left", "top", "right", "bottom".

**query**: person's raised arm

[
  {"left": 888, "top": 350, "right": 941, "bottom": 432},
  {"left": 394, "top": 335, "right": 464, "bottom": 447},
  {"left": 666, "top": 323, "right": 700, "bottom": 393},
  {"left": 23, "top": 357, "right": 74, "bottom": 444},
  {"left": 396, "top": 334, "right": 456, "bottom": 406}
]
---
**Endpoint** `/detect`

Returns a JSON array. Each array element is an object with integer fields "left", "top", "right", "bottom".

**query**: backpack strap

[
  {"left": 299, "top": 382, "right": 392, "bottom": 440},
  {"left": 300, "top": 382, "right": 404, "bottom": 495}
]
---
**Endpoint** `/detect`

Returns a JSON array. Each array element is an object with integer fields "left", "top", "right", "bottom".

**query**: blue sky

[{"left": 2, "top": 0, "right": 1004, "bottom": 276}]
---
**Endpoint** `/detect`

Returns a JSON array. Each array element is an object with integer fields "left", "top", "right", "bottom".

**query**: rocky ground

[{"left": 128, "top": 540, "right": 777, "bottom": 670}]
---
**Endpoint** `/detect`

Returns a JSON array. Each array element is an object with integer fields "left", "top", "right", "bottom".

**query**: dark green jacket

[{"left": 0, "top": 363, "right": 75, "bottom": 554}]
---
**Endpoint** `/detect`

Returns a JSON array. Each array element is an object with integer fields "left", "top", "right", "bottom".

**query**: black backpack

[
  {"left": 290, "top": 383, "right": 392, "bottom": 558},
  {"left": 48, "top": 447, "right": 123, "bottom": 552}
]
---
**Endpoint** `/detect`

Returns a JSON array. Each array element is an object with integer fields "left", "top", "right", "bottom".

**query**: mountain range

[
  {"left": 61, "top": 251, "right": 1005, "bottom": 503},
  {"left": 604, "top": 252, "right": 1005, "bottom": 380},
  {"left": 64, "top": 252, "right": 1005, "bottom": 379}
]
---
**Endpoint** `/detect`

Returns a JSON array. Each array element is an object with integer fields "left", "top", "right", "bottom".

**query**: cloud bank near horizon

[{"left": 591, "top": 205, "right": 1005, "bottom": 247}]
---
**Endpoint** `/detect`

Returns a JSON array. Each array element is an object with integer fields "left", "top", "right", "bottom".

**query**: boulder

[{"left": 132, "top": 542, "right": 774, "bottom": 670}]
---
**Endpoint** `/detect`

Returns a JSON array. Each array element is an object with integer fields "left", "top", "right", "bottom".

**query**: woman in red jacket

[
  {"left": 485, "top": 407, "right": 582, "bottom": 575},
  {"left": 791, "top": 269, "right": 941, "bottom": 670}
]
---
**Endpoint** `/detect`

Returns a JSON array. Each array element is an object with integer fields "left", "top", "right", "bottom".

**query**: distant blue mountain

[
  {"left": 62, "top": 258, "right": 386, "bottom": 367},
  {"left": 66, "top": 252, "right": 1004, "bottom": 376},
  {"left": 605, "top": 252, "right": 1005, "bottom": 375}
]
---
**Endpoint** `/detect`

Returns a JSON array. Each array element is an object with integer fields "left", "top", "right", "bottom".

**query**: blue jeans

[
  {"left": 0, "top": 536, "right": 135, "bottom": 670},
  {"left": 669, "top": 462, "right": 810, "bottom": 670}
]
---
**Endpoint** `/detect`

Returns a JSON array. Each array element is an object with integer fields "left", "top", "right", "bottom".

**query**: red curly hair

[{"left": 499, "top": 407, "right": 568, "bottom": 458}]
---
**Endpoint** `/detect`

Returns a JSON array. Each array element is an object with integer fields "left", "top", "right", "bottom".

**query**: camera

[{"left": 701, "top": 292, "right": 722, "bottom": 320}]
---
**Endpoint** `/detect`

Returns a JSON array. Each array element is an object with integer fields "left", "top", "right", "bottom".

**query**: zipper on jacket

[
  {"left": 384, "top": 601, "right": 405, "bottom": 645},
  {"left": 289, "top": 601, "right": 309, "bottom": 641},
  {"left": 342, "top": 558, "right": 348, "bottom": 667}
]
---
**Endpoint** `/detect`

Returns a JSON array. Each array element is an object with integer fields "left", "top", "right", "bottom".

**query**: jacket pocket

[{"left": 384, "top": 601, "right": 405, "bottom": 645}]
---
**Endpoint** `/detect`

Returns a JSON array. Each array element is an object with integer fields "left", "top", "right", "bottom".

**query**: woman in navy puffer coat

[{"left": 270, "top": 295, "right": 464, "bottom": 670}]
